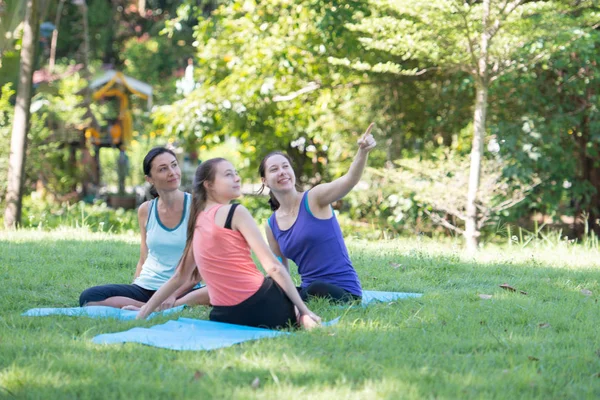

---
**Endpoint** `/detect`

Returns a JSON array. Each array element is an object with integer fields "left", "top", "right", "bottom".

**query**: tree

[
  {"left": 346, "top": 0, "right": 596, "bottom": 251},
  {"left": 3, "top": 0, "right": 38, "bottom": 228},
  {"left": 48, "top": 0, "right": 66, "bottom": 73},
  {"left": 491, "top": 28, "right": 600, "bottom": 236},
  {"left": 0, "top": 0, "right": 26, "bottom": 68},
  {"left": 152, "top": 0, "right": 381, "bottom": 181}
]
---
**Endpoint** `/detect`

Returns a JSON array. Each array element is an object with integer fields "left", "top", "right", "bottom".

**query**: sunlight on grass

[
  {"left": 0, "top": 228, "right": 139, "bottom": 244},
  {"left": 1, "top": 229, "right": 599, "bottom": 398},
  {"left": 0, "top": 364, "right": 75, "bottom": 393}
]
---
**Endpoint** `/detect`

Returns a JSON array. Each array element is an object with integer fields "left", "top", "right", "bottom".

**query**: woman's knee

[
  {"left": 305, "top": 281, "right": 353, "bottom": 302},
  {"left": 305, "top": 281, "right": 333, "bottom": 297},
  {"left": 79, "top": 286, "right": 105, "bottom": 306}
]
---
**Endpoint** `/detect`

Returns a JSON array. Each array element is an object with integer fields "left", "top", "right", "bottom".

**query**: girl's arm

[
  {"left": 309, "top": 123, "right": 376, "bottom": 210},
  {"left": 133, "top": 202, "right": 150, "bottom": 281},
  {"left": 172, "top": 273, "right": 200, "bottom": 297},
  {"left": 136, "top": 245, "right": 200, "bottom": 319},
  {"left": 265, "top": 222, "right": 290, "bottom": 273},
  {"left": 158, "top": 271, "right": 201, "bottom": 310},
  {"left": 234, "top": 206, "right": 320, "bottom": 328}
]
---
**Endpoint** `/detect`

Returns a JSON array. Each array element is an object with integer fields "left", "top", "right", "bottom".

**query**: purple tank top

[{"left": 269, "top": 191, "right": 362, "bottom": 296}]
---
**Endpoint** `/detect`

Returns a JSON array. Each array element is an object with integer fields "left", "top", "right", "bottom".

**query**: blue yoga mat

[
  {"left": 22, "top": 291, "right": 419, "bottom": 321},
  {"left": 93, "top": 316, "right": 340, "bottom": 351},
  {"left": 22, "top": 305, "right": 185, "bottom": 320},
  {"left": 361, "top": 290, "right": 422, "bottom": 305},
  {"left": 93, "top": 317, "right": 288, "bottom": 350}
]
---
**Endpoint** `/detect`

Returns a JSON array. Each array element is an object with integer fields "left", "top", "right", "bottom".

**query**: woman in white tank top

[{"left": 79, "top": 147, "right": 210, "bottom": 309}]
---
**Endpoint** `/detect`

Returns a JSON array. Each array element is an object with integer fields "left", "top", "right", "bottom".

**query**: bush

[
  {"left": 21, "top": 196, "right": 138, "bottom": 234},
  {"left": 238, "top": 194, "right": 273, "bottom": 228},
  {"left": 339, "top": 167, "right": 421, "bottom": 236},
  {"left": 340, "top": 153, "right": 541, "bottom": 240}
]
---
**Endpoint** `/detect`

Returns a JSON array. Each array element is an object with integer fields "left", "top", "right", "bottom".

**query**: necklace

[{"left": 278, "top": 196, "right": 301, "bottom": 218}]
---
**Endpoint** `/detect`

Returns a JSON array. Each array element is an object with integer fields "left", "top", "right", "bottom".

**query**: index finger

[{"left": 361, "top": 122, "right": 375, "bottom": 141}]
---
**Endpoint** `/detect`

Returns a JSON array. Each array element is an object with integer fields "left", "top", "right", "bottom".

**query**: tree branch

[
  {"left": 490, "top": 184, "right": 540, "bottom": 214},
  {"left": 493, "top": 27, "right": 586, "bottom": 81},
  {"left": 452, "top": 0, "right": 481, "bottom": 77},
  {"left": 272, "top": 82, "right": 320, "bottom": 102},
  {"left": 487, "top": 0, "right": 523, "bottom": 41},
  {"left": 423, "top": 208, "right": 465, "bottom": 234},
  {"left": 271, "top": 71, "right": 440, "bottom": 103}
]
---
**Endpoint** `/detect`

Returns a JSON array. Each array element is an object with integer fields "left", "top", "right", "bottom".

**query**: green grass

[{"left": 1, "top": 229, "right": 599, "bottom": 399}]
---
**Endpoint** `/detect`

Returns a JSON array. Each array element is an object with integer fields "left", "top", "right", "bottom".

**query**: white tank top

[{"left": 133, "top": 193, "right": 190, "bottom": 290}]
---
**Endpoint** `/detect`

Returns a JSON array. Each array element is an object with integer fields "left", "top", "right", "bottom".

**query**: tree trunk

[
  {"left": 78, "top": 0, "right": 100, "bottom": 149},
  {"left": 48, "top": 0, "right": 66, "bottom": 73},
  {"left": 3, "top": 0, "right": 38, "bottom": 229},
  {"left": 464, "top": 0, "right": 490, "bottom": 252},
  {"left": 464, "top": 84, "right": 488, "bottom": 251}
]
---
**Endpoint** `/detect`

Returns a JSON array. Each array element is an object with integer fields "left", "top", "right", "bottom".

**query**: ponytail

[
  {"left": 148, "top": 185, "right": 158, "bottom": 199},
  {"left": 258, "top": 184, "right": 280, "bottom": 211},
  {"left": 174, "top": 158, "right": 226, "bottom": 282},
  {"left": 178, "top": 190, "right": 205, "bottom": 282}
]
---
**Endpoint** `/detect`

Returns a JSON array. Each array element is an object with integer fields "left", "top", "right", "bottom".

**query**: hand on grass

[{"left": 299, "top": 311, "right": 321, "bottom": 330}]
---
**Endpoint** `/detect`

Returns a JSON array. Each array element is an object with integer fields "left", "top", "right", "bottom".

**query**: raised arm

[
  {"left": 136, "top": 245, "right": 200, "bottom": 319},
  {"left": 309, "top": 123, "right": 376, "bottom": 209},
  {"left": 133, "top": 201, "right": 150, "bottom": 281},
  {"left": 235, "top": 206, "right": 320, "bottom": 328},
  {"left": 265, "top": 222, "right": 289, "bottom": 273}
]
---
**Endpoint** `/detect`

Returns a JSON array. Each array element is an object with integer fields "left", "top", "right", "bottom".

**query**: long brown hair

[
  {"left": 258, "top": 151, "right": 302, "bottom": 211},
  {"left": 178, "top": 157, "right": 227, "bottom": 281}
]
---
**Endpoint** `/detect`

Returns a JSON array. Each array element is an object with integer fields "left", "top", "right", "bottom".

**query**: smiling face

[
  {"left": 261, "top": 154, "right": 297, "bottom": 193},
  {"left": 205, "top": 160, "right": 242, "bottom": 201},
  {"left": 146, "top": 152, "right": 181, "bottom": 192}
]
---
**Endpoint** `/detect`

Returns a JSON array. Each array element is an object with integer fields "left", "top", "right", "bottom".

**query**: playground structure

[{"left": 79, "top": 70, "right": 153, "bottom": 208}]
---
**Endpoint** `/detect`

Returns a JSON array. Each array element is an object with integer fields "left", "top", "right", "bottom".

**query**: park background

[
  {"left": 1, "top": 0, "right": 599, "bottom": 249},
  {"left": 1, "top": 1, "right": 599, "bottom": 399}
]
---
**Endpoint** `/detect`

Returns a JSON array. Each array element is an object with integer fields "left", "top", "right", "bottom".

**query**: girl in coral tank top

[{"left": 136, "top": 158, "right": 321, "bottom": 330}]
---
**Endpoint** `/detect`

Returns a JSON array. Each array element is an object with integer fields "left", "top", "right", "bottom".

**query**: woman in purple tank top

[{"left": 259, "top": 123, "right": 376, "bottom": 303}]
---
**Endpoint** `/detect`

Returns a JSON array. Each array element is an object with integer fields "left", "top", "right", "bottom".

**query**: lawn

[{"left": 0, "top": 229, "right": 599, "bottom": 399}]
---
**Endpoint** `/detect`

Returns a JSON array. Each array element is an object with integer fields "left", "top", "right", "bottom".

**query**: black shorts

[{"left": 210, "top": 278, "right": 297, "bottom": 329}]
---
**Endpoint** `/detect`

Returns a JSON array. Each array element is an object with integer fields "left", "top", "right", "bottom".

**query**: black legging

[
  {"left": 79, "top": 283, "right": 201, "bottom": 306},
  {"left": 79, "top": 284, "right": 155, "bottom": 306},
  {"left": 298, "top": 281, "right": 361, "bottom": 304}
]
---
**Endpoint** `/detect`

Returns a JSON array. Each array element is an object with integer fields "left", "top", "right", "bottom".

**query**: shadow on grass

[
  {"left": 2, "top": 314, "right": 598, "bottom": 399},
  {"left": 1, "top": 238, "right": 599, "bottom": 398}
]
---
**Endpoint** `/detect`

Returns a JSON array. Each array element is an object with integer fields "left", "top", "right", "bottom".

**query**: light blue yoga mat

[
  {"left": 22, "top": 305, "right": 185, "bottom": 320},
  {"left": 22, "top": 291, "right": 420, "bottom": 321},
  {"left": 361, "top": 290, "right": 422, "bottom": 305},
  {"left": 93, "top": 317, "right": 288, "bottom": 350},
  {"left": 93, "top": 316, "right": 340, "bottom": 351}
]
